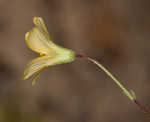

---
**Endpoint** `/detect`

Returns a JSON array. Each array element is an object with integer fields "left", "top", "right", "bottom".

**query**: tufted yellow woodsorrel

[
  {"left": 22, "top": 17, "right": 75, "bottom": 85},
  {"left": 22, "top": 17, "right": 150, "bottom": 119}
]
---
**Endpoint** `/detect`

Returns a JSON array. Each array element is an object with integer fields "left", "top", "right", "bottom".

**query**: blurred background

[{"left": 0, "top": 0, "right": 150, "bottom": 122}]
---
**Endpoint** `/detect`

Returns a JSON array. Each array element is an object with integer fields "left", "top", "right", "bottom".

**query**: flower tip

[
  {"left": 22, "top": 72, "right": 28, "bottom": 80},
  {"left": 33, "top": 16, "right": 44, "bottom": 26}
]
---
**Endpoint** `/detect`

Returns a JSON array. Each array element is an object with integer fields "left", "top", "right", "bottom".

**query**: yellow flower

[{"left": 22, "top": 17, "right": 75, "bottom": 85}]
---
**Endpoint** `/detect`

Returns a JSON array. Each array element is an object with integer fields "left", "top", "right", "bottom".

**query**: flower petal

[
  {"left": 31, "top": 69, "right": 43, "bottom": 86},
  {"left": 33, "top": 17, "right": 49, "bottom": 35},
  {"left": 23, "top": 55, "right": 59, "bottom": 80},
  {"left": 25, "top": 17, "right": 56, "bottom": 55}
]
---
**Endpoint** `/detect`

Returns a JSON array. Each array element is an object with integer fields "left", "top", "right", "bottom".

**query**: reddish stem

[
  {"left": 76, "top": 54, "right": 150, "bottom": 120},
  {"left": 134, "top": 100, "right": 150, "bottom": 119},
  {"left": 76, "top": 54, "right": 87, "bottom": 59}
]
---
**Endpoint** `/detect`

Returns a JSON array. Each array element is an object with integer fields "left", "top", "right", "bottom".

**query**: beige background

[{"left": 0, "top": 0, "right": 150, "bottom": 122}]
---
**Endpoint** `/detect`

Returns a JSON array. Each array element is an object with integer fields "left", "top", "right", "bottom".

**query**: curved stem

[
  {"left": 76, "top": 54, "right": 135, "bottom": 101},
  {"left": 76, "top": 54, "right": 150, "bottom": 119}
]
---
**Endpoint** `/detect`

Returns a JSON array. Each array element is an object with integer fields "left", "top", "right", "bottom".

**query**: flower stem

[
  {"left": 76, "top": 54, "right": 150, "bottom": 119},
  {"left": 134, "top": 100, "right": 150, "bottom": 118}
]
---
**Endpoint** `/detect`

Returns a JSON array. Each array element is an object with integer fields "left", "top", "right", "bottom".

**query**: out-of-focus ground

[{"left": 0, "top": 0, "right": 150, "bottom": 122}]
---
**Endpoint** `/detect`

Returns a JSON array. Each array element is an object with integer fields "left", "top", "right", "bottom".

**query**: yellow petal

[
  {"left": 31, "top": 69, "right": 43, "bottom": 86},
  {"left": 25, "top": 17, "right": 57, "bottom": 55},
  {"left": 33, "top": 17, "right": 49, "bottom": 35},
  {"left": 25, "top": 27, "right": 56, "bottom": 55},
  {"left": 23, "top": 56, "right": 59, "bottom": 80}
]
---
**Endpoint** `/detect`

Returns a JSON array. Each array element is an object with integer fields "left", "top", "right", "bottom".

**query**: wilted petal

[
  {"left": 31, "top": 69, "right": 43, "bottom": 86},
  {"left": 25, "top": 27, "right": 56, "bottom": 55},
  {"left": 25, "top": 17, "right": 57, "bottom": 55},
  {"left": 23, "top": 55, "right": 59, "bottom": 80},
  {"left": 33, "top": 17, "right": 49, "bottom": 35}
]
